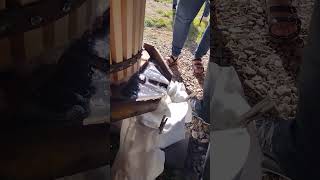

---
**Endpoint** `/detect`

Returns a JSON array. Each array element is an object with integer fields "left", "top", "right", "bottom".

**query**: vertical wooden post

[{"left": 110, "top": 0, "right": 124, "bottom": 81}]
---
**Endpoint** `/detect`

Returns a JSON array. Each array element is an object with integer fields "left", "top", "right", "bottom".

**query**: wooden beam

[
  {"left": 144, "top": 43, "right": 173, "bottom": 81},
  {"left": 111, "top": 99, "right": 161, "bottom": 122}
]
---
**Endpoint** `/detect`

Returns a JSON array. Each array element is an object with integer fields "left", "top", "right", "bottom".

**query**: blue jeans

[
  {"left": 172, "top": 0, "right": 210, "bottom": 59},
  {"left": 173, "top": 0, "right": 178, "bottom": 7}
]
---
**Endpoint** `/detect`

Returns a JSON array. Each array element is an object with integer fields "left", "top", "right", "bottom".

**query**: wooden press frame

[{"left": 110, "top": 0, "right": 147, "bottom": 84}]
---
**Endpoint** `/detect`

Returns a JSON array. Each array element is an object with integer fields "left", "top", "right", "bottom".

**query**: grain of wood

[
  {"left": 54, "top": 15, "right": 69, "bottom": 48},
  {"left": 24, "top": 28, "right": 43, "bottom": 61},
  {"left": 0, "top": 38, "right": 11, "bottom": 70},
  {"left": 0, "top": 0, "right": 5, "bottom": 10},
  {"left": 110, "top": 0, "right": 124, "bottom": 81}
]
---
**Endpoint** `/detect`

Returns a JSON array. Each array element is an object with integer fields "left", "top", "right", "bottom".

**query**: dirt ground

[{"left": 213, "top": 0, "right": 314, "bottom": 120}]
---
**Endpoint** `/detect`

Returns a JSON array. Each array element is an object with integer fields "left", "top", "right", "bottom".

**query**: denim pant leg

[
  {"left": 195, "top": 23, "right": 210, "bottom": 59},
  {"left": 173, "top": 0, "right": 178, "bottom": 7},
  {"left": 172, "top": 0, "right": 206, "bottom": 57},
  {"left": 203, "top": 1, "right": 210, "bottom": 17}
]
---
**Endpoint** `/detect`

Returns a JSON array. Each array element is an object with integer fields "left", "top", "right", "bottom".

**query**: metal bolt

[{"left": 30, "top": 16, "right": 43, "bottom": 26}]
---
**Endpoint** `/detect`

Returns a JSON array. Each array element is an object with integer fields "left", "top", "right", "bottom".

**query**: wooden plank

[
  {"left": 0, "top": 0, "right": 5, "bottom": 10},
  {"left": 24, "top": 28, "right": 44, "bottom": 62},
  {"left": 133, "top": 0, "right": 141, "bottom": 54},
  {"left": 76, "top": 1, "right": 88, "bottom": 38},
  {"left": 110, "top": 0, "right": 124, "bottom": 80},
  {"left": 0, "top": 38, "right": 11, "bottom": 70},
  {"left": 144, "top": 43, "right": 173, "bottom": 81},
  {"left": 111, "top": 99, "right": 161, "bottom": 122},
  {"left": 16, "top": 0, "right": 38, "bottom": 5},
  {"left": 121, "top": 0, "right": 133, "bottom": 59},
  {"left": 54, "top": 15, "right": 69, "bottom": 48},
  {"left": 121, "top": 0, "right": 134, "bottom": 78},
  {"left": 139, "top": 0, "right": 147, "bottom": 48}
]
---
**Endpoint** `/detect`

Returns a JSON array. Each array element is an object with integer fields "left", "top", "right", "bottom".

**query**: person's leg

[
  {"left": 203, "top": 1, "right": 210, "bottom": 18},
  {"left": 173, "top": 0, "right": 178, "bottom": 10},
  {"left": 195, "top": 24, "right": 210, "bottom": 59},
  {"left": 171, "top": 0, "right": 206, "bottom": 57}
]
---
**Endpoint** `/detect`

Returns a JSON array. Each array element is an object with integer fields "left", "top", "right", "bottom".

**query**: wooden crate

[{"left": 110, "top": 0, "right": 147, "bottom": 84}]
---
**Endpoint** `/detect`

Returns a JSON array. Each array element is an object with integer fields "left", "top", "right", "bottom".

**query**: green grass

[
  {"left": 145, "top": 9, "right": 173, "bottom": 29},
  {"left": 146, "top": 0, "right": 209, "bottom": 44},
  {"left": 145, "top": 17, "right": 172, "bottom": 29},
  {"left": 154, "top": 0, "right": 171, "bottom": 3},
  {"left": 156, "top": 9, "right": 173, "bottom": 18}
]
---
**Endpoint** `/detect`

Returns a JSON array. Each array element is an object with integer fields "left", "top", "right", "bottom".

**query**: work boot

[{"left": 255, "top": 117, "right": 296, "bottom": 180}]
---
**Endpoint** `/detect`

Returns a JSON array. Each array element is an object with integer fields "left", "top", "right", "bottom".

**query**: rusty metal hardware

[
  {"left": 110, "top": 50, "right": 143, "bottom": 74},
  {"left": 159, "top": 115, "right": 168, "bottom": 134}
]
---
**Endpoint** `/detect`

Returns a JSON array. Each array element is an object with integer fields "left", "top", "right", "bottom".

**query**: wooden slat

[
  {"left": 133, "top": 0, "right": 142, "bottom": 54},
  {"left": 16, "top": 0, "right": 38, "bottom": 6},
  {"left": 77, "top": 1, "right": 88, "bottom": 38},
  {"left": 121, "top": 0, "right": 133, "bottom": 59},
  {"left": 0, "top": 38, "right": 11, "bottom": 70},
  {"left": 121, "top": 0, "right": 134, "bottom": 79},
  {"left": 140, "top": 0, "right": 147, "bottom": 48},
  {"left": 110, "top": 0, "right": 124, "bottom": 80},
  {"left": 24, "top": 28, "right": 44, "bottom": 62},
  {"left": 42, "top": 23, "right": 55, "bottom": 50},
  {"left": 86, "top": 0, "right": 93, "bottom": 26},
  {"left": 54, "top": 15, "right": 69, "bottom": 48},
  {"left": 0, "top": 0, "right": 5, "bottom": 10},
  {"left": 68, "top": 9, "right": 78, "bottom": 40}
]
